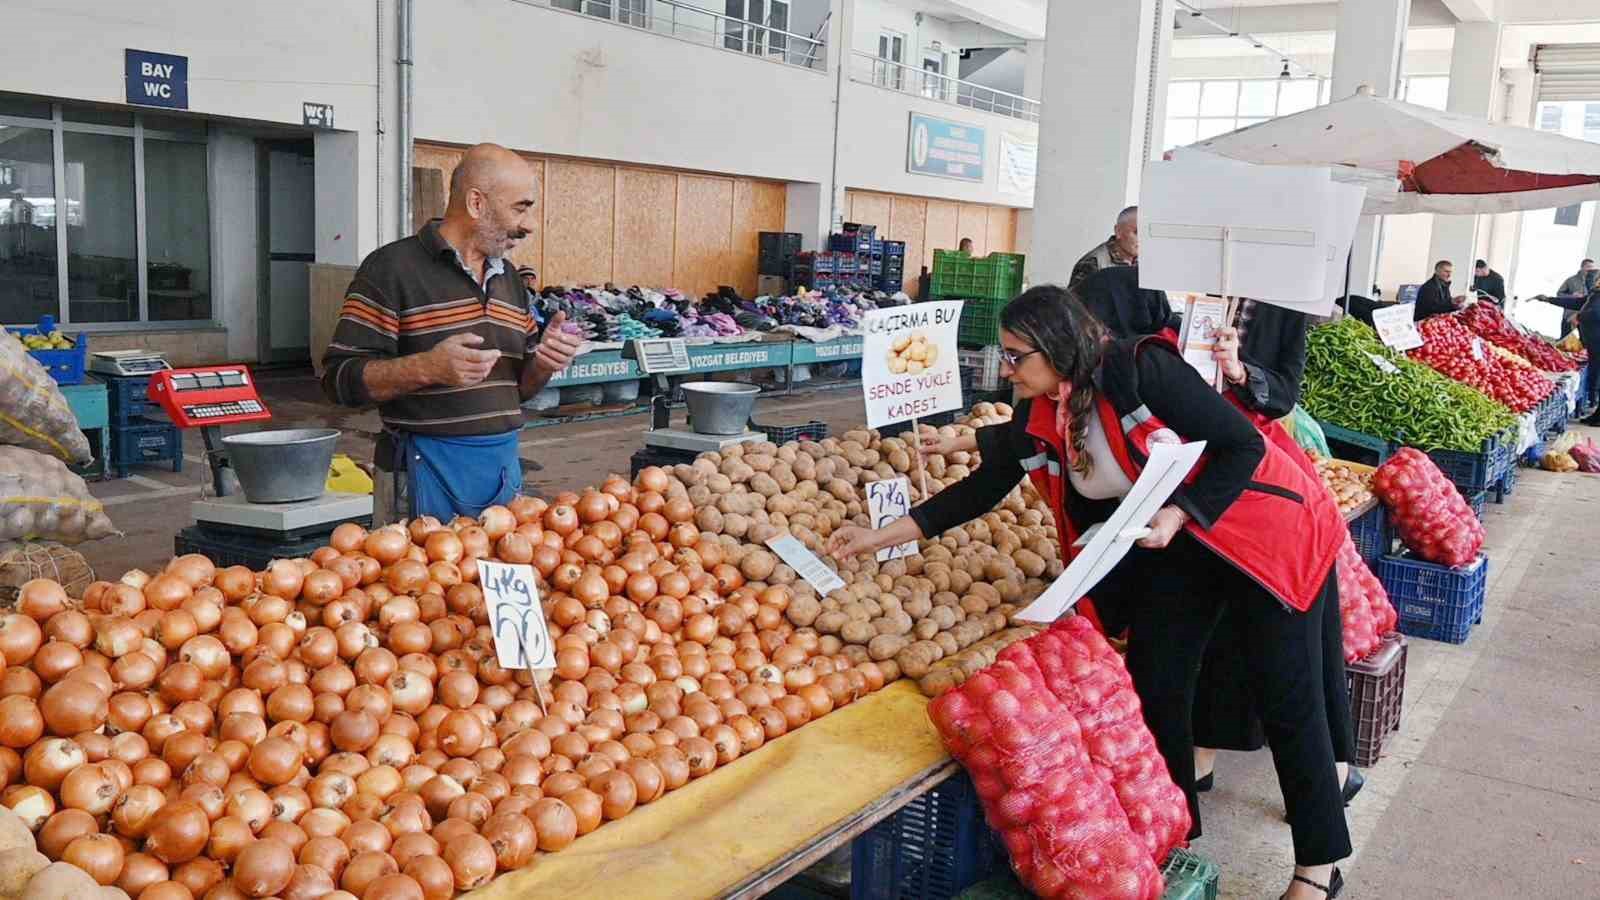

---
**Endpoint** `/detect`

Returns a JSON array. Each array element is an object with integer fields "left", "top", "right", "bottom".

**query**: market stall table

[{"left": 469, "top": 680, "right": 954, "bottom": 900}]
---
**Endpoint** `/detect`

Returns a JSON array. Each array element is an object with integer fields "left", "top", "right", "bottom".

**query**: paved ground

[{"left": 78, "top": 373, "right": 1600, "bottom": 899}]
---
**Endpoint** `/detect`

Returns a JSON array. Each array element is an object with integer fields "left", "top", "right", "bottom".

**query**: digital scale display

[{"left": 149, "top": 366, "right": 272, "bottom": 428}]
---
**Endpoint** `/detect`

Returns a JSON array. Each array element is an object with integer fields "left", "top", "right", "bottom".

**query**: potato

[
  {"left": 913, "top": 618, "right": 939, "bottom": 641},
  {"left": 894, "top": 643, "right": 935, "bottom": 679},
  {"left": 770, "top": 463, "right": 797, "bottom": 492},
  {"left": 786, "top": 593, "right": 822, "bottom": 627},
  {"left": 918, "top": 668, "right": 964, "bottom": 697},
  {"left": 740, "top": 550, "right": 777, "bottom": 581},
  {"left": 20, "top": 863, "right": 99, "bottom": 900},
  {"left": 815, "top": 611, "right": 849, "bottom": 635},
  {"left": 930, "top": 606, "right": 958, "bottom": 630},
  {"left": 707, "top": 473, "right": 734, "bottom": 494},
  {"left": 818, "top": 635, "right": 844, "bottom": 656},
  {"left": 693, "top": 506, "right": 724, "bottom": 534},
  {"left": 960, "top": 595, "right": 989, "bottom": 616},
  {"left": 933, "top": 632, "right": 959, "bottom": 656},
  {"left": 0, "top": 807, "right": 33, "bottom": 854},
  {"left": 868, "top": 633, "right": 909, "bottom": 661},
  {"left": 0, "top": 848, "right": 48, "bottom": 897},
  {"left": 903, "top": 594, "right": 933, "bottom": 619},
  {"left": 747, "top": 523, "right": 780, "bottom": 545},
  {"left": 839, "top": 619, "right": 876, "bottom": 645},
  {"left": 951, "top": 620, "right": 984, "bottom": 647},
  {"left": 745, "top": 454, "right": 777, "bottom": 473},
  {"left": 722, "top": 513, "right": 750, "bottom": 538}
]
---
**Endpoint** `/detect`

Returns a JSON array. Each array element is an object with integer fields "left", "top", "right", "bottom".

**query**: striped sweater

[{"left": 321, "top": 221, "right": 537, "bottom": 437}]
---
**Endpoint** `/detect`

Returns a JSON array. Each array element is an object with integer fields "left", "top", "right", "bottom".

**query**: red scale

[{"left": 148, "top": 365, "right": 273, "bottom": 427}]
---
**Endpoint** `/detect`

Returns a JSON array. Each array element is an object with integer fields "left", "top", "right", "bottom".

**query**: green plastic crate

[
  {"left": 955, "top": 297, "right": 1012, "bottom": 347},
  {"left": 1161, "top": 849, "right": 1220, "bottom": 900},
  {"left": 930, "top": 252, "right": 1026, "bottom": 302}
]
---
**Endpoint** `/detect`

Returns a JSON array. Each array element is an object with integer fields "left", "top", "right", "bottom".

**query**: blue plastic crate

[
  {"left": 110, "top": 417, "right": 183, "bottom": 478},
  {"left": 96, "top": 374, "right": 161, "bottom": 424},
  {"left": 1378, "top": 553, "right": 1487, "bottom": 644},
  {"left": 1466, "top": 489, "right": 1486, "bottom": 520},
  {"left": 851, "top": 772, "right": 1002, "bottom": 900},
  {"left": 1492, "top": 464, "right": 1518, "bottom": 502},
  {"left": 1427, "top": 437, "right": 1498, "bottom": 496},
  {"left": 1348, "top": 503, "right": 1389, "bottom": 567},
  {"left": 883, "top": 240, "right": 906, "bottom": 258},
  {"left": 7, "top": 317, "right": 88, "bottom": 385}
]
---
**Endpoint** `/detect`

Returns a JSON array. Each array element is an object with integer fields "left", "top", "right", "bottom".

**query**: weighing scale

[
  {"left": 89, "top": 350, "right": 172, "bottom": 377},
  {"left": 628, "top": 338, "right": 765, "bottom": 463},
  {"left": 149, "top": 366, "right": 371, "bottom": 555}
]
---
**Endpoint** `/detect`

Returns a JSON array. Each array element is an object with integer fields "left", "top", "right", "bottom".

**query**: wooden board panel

[
  {"left": 847, "top": 191, "right": 893, "bottom": 232},
  {"left": 613, "top": 168, "right": 677, "bottom": 290},
  {"left": 544, "top": 161, "right": 614, "bottom": 287},
  {"left": 674, "top": 175, "right": 736, "bottom": 298},
  {"left": 308, "top": 263, "right": 358, "bottom": 377},
  {"left": 924, "top": 201, "right": 959, "bottom": 274},
  {"left": 411, "top": 168, "right": 445, "bottom": 234},
  {"left": 887, "top": 196, "right": 928, "bottom": 298},
  {"left": 986, "top": 206, "right": 1016, "bottom": 255},
  {"left": 730, "top": 180, "right": 788, "bottom": 297},
  {"left": 957, "top": 204, "right": 990, "bottom": 256}
]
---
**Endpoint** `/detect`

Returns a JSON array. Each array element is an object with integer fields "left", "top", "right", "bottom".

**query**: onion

[
  {"left": 481, "top": 812, "right": 536, "bottom": 870},
  {"left": 404, "top": 855, "right": 455, "bottom": 900},
  {"left": 441, "top": 833, "right": 495, "bottom": 890},
  {"left": 341, "top": 849, "right": 399, "bottom": 896},
  {"left": 63, "top": 832, "right": 126, "bottom": 885},
  {"left": 282, "top": 863, "right": 339, "bottom": 900},
  {"left": 38, "top": 807, "right": 98, "bottom": 857},
  {"left": 147, "top": 800, "right": 210, "bottom": 863},
  {"left": 60, "top": 762, "right": 121, "bottom": 815},
  {"left": 530, "top": 797, "right": 577, "bottom": 850}
]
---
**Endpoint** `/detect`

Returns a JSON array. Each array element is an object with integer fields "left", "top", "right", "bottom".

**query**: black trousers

[
  {"left": 1191, "top": 575, "right": 1355, "bottom": 764},
  {"left": 1581, "top": 322, "right": 1600, "bottom": 411},
  {"left": 1118, "top": 537, "right": 1352, "bottom": 866}
]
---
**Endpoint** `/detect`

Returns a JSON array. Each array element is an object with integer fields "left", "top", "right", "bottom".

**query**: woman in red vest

[{"left": 829, "top": 286, "right": 1351, "bottom": 900}]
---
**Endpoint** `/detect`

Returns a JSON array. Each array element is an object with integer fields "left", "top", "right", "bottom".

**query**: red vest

[{"left": 1018, "top": 340, "right": 1342, "bottom": 614}]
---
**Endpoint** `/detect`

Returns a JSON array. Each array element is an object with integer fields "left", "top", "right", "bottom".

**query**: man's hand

[
  {"left": 1211, "top": 325, "right": 1247, "bottom": 385},
  {"left": 427, "top": 333, "right": 501, "bottom": 387},
  {"left": 827, "top": 525, "right": 880, "bottom": 561},
  {"left": 532, "top": 312, "right": 582, "bottom": 377}
]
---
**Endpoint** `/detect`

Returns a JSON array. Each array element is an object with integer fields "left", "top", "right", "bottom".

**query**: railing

[
  {"left": 849, "top": 50, "right": 1040, "bottom": 122},
  {"left": 519, "top": 0, "right": 827, "bottom": 70}
]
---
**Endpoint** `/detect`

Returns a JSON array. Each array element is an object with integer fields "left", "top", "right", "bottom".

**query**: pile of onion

[{"left": 0, "top": 465, "right": 888, "bottom": 900}]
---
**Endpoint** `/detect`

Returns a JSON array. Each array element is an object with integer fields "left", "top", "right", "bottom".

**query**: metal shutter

[{"left": 1534, "top": 44, "right": 1600, "bottom": 102}]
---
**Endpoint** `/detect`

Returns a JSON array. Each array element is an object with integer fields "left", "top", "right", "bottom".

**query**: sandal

[{"left": 1279, "top": 867, "right": 1343, "bottom": 899}]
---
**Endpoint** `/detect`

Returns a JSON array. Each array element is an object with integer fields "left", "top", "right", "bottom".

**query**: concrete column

[
  {"left": 1029, "top": 0, "right": 1172, "bottom": 286},
  {"left": 1331, "top": 0, "right": 1410, "bottom": 297},
  {"left": 1427, "top": 22, "right": 1503, "bottom": 294}
]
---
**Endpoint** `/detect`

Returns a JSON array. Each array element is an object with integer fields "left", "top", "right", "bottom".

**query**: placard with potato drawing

[{"left": 860, "top": 301, "right": 964, "bottom": 429}]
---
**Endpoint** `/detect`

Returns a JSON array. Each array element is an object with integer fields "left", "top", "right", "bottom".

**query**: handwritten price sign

[
  {"left": 477, "top": 560, "right": 555, "bottom": 670},
  {"left": 866, "top": 476, "right": 919, "bottom": 561}
]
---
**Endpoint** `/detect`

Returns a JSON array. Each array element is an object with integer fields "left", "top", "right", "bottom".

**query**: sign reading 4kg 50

[{"left": 126, "top": 49, "right": 189, "bottom": 109}]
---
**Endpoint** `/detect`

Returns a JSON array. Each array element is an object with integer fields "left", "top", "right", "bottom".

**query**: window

[
  {"left": 1585, "top": 103, "right": 1600, "bottom": 143},
  {"left": 725, "top": 1, "right": 788, "bottom": 56},
  {"left": 1540, "top": 104, "right": 1564, "bottom": 132},
  {"left": 1163, "top": 78, "right": 1330, "bottom": 150},
  {"left": 877, "top": 31, "right": 905, "bottom": 90},
  {"left": 922, "top": 56, "right": 946, "bottom": 101},
  {"left": 1400, "top": 75, "right": 1449, "bottom": 111},
  {"left": 0, "top": 94, "right": 211, "bottom": 327}
]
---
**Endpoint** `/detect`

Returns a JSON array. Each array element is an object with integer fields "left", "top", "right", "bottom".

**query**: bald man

[{"left": 322, "top": 143, "right": 582, "bottom": 525}]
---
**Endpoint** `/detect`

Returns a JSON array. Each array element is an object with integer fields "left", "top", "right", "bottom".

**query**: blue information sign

[
  {"left": 907, "top": 113, "right": 986, "bottom": 183},
  {"left": 125, "top": 49, "right": 189, "bottom": 109}
]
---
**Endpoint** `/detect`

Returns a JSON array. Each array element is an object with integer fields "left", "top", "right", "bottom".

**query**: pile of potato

[
  {"left": 661, "top": 402, "right": 1069, "bottom": 697},
  {"left": 1309, "top": 452, "right": 1375, "bottom": 515}
]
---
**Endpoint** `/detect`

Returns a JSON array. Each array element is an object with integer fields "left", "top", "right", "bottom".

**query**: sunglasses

[{"left": 1000, "top": 348, "right": 1042, "bottom": 367}]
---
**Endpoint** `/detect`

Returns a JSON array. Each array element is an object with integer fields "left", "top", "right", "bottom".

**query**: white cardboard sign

[
  {"left": 477, "top": 560, "right": 555, "bottom": 670},
  {"left": 860, "top": 302, "right": 964, "bottom": 429},
  {"left": 1015, "top": 441, "right": 1206, "bottom": 623},
  {"left": 764, "top": 534, "right": 846, "bottom": 596},
  {"left": 1371, "top": 303, "right": 1424, "bottom": 351},
  {"left": 866, "top": 476, "right": 919, "bottom": 561}
]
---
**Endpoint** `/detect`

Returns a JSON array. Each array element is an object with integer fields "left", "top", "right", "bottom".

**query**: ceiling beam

[{"left": 1440, "top": 0, "right": 1495, "bottom": 21}]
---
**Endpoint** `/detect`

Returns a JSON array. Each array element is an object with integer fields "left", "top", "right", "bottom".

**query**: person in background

[
  {"left": 1472, "top": 259, "right": 1506, "bottom": 304},
  {"left": 1193, "top": 300, "right": 1364, "bottom": 814},
  {"left": 322, "top": 143, "right": 583, "bottom": 525},
  {"left": 1546, "top": 269, "right": 1600, "bottom": 424},
  {"left": 1556, "top": 259, "right": 1596, "bottom": 338},
  {"left": 958, "top": 237, "right": 974, "bottom": 254},
  {"left": 1413, "top": 260, "right": 1467, "bottom": 321},
  {"left": 1071, "top": 205, "right": 1139, "bottom": 287},
  {"left": 517, "top": 265, "right": 546, "bottom": 327},
  {"left": 828, "top": 286, "right": 1352, "bottom": 900},
  {"left": 1076, "top": 265, "right": 1178, "bottom": 339}
]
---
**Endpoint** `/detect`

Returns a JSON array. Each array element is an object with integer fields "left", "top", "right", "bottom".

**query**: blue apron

[{"left": 399, "top": 431, "right": 522, "bottom": 521}]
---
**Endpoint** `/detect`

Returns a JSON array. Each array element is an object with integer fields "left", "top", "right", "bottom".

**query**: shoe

[
  {"left": 1341, "top": 768, "right": 1365, "bottom": 805},
  {"left": 1279, "top": 867, "right": 1344, "bottom": 899},
  {"left": 1195, "top": 772, "right": 1214, "bottom": 793}
]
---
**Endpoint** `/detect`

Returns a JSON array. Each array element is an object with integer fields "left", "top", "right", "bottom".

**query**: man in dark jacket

[
  {"left": 1414, "top": 260, "right": 1465, "bottom": 320},
  {"left": 1077, "top": 266, "right": 1178, "bottom": 339},
  {"left": 1472, "top": 260, "right": 1505, "bottom": 304}
]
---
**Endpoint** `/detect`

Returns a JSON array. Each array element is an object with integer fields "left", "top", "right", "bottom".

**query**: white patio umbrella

[{"left": 1182, "top": 88, "right": 1600, "bottom": 215}]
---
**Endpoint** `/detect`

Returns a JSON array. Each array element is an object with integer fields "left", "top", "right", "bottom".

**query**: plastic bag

[
  {"left": 928, "top": 658, "right": 1164, "bottom": 900},
  {"left": 0, "top": 447, "right": 116, "bottom": 545},
  {"left": 0, "top": 331, "right": 92, "bottom": 464},
  {"left": 1285, "top": 404, "right": 1332, "bottom": 458},
  {"left": 1571, "top": 438, "right": 1600, "bottom": 473},
  {"left": 1371, "top": 448, "right": 1484, "bottom": 567},
  {"left": 1334, "top": 533, "right": 1395, "bottom": 662}
]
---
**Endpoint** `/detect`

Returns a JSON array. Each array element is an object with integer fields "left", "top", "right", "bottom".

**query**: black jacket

[
  {"left": 1472, "top": 270, "right": 1505, "bottom": 303},
  {"left": 1077, "top": 266, "right": 1179, "bottom": 338},
  {"left": 1231, "top": 303, "right": 1309, "bottom": 418},
  {"left": 1413, "top": 276, "right": 1458, "bottom": 321}
]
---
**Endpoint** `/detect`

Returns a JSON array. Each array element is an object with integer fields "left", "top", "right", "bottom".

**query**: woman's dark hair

[{"left": 1000, "top": 285, "right": 1107, "bottom": 477}]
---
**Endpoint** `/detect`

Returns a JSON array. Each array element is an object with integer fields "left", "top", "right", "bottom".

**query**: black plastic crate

[
  {"left": 629, "top": 445, "right": 699, "bottom": 479},
  {"left": 1466, "top": 490, "right": 1486, "bottom": 520},
  {"left": 1379, "top": 553, "right": 1487, "bottom": 645},
  {"left": 174, "top": 526, "right": 337, "bottom": 571},
  {"left": 1318, "top": 422, "right": 1396, "bottom": 468},
  {"left": 851, "top": 772, "right": 1002, "bottom": 900},
  {"left": 97, "top": 373, "right": 161, "bottom": 424},
  {"left": 1347, "top": 633, "right": 1407, "bottom": 766},
  {"left": 755, "top": 420, "right": 829, "bottom": 445},
  {"left": 110, "top": 417, "right": 182, "bottom": 477}
]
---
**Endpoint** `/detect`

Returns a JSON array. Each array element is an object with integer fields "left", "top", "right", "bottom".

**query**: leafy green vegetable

[{"left": 1301, "top": 317, "right": 1515, "bottom": 452}]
